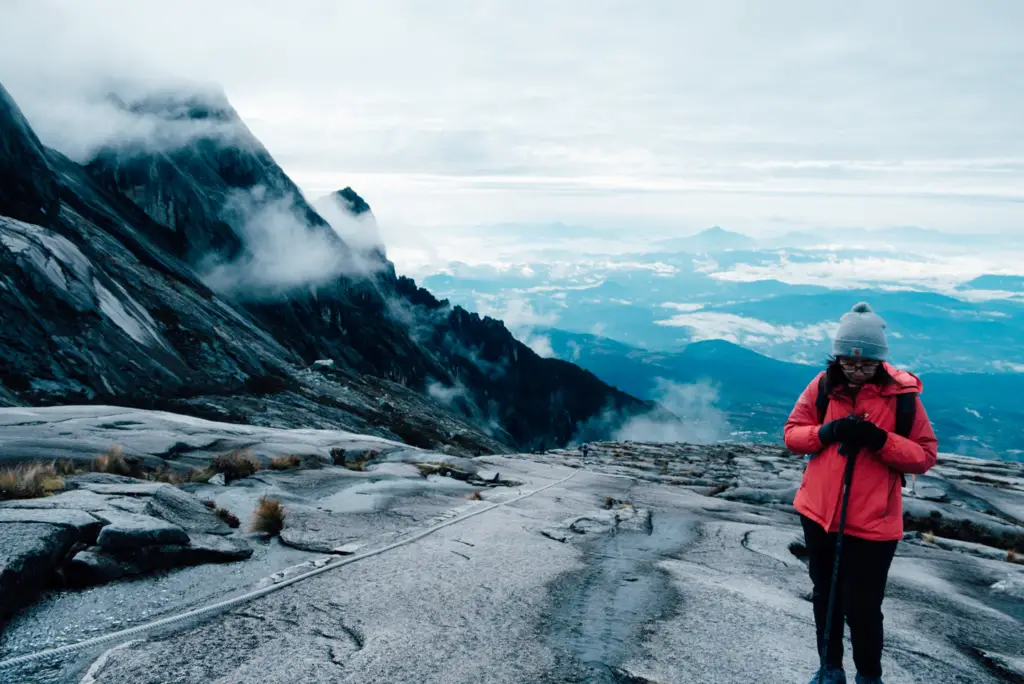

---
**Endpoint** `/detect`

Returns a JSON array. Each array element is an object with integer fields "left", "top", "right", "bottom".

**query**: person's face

[{"left": 838, "top": 357, "right": 880, "bottom": 385}]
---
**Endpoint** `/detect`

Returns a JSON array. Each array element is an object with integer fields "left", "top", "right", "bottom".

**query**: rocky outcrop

[
  {"left": 93, "top": 511, "right": 191, "bottom": 551},
  {"left": 0, "top": 522, "right": 77, "bottom": 624},
  {"left": 0, "top": 80, "right": 645, "bottom": 455},
  {"left": 0, "top": 476, "right": 254, "bottom": 616},
  {"left": 66, "top": 534, "right": 252, "bottom": 588}
]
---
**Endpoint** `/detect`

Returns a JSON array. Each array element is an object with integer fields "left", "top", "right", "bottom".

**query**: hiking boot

[
  {"left": 855, "top": 676, "right": 883, "bottom": 684},
  {"left": 808, "top": 667, "right": 847, "bottom": 684}
]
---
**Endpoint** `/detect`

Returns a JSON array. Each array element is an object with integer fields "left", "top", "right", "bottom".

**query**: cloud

[
  {"left": 574, "top": 378, "right": 731, "bottom": 444},
  {"left": 614, "top": 380, "right": 731, "bottom": 444},
  {"left": 707, "top": 252, "right": 1024, "bottom": 293},
  {"left": 655, "top": 311, "right": 838, "bottom": 346},
  {"left": 200, "top": 186, "right": 380, "bottom": 296},
  {"left": 313, "top": 193, "right": 384, "bottom": 253},
  {"left": 566, "top": 340, "right": 582, "bottom": 362},
  {"left": 427, "top": 379, "right": 467, "bottom": 406},
  {"left": 659, "top": 302, "right": 706, "bottom": 312},
  {"left": 3, "top": 0, "right": 1023, "bottom": 251}
]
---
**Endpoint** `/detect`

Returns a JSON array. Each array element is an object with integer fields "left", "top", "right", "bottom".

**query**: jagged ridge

[{"left": 0, "top": 81, "right": 647, "bottom": 453}]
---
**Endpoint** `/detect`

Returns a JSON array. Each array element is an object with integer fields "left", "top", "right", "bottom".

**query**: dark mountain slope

[{"left": 0, "top": 81, "right": 644, "bottom": 453}]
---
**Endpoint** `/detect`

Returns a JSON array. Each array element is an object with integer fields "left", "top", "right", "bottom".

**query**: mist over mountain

[{"left": 0, "top": 80, "right": 647, "bottom": 454}]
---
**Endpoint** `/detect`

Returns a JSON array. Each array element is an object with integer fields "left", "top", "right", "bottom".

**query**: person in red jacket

[{"left": 785, "top": 302, "right": 938, "bottom": 684}]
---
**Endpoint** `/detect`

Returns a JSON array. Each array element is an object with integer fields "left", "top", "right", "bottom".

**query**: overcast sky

[{"left": 2, "top": 0, "right": 1023, "bottom": 243}]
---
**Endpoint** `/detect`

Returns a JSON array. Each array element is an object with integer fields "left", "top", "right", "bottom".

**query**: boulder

[
  {"left": 0, "top": 522, "right": 77, "bottom": 623},
  {"left": 148, "top": 484, "right": 231, "bottom": 535},
  {"left": 66, "top": 549, "right": 126, "bottom": 587},
  {"left": 65, "top": 535, "right": 252, "bottom": 588},
  {"left": 75, "top": 482, "right": 166, "bottom": 496},
  {"left": 278, "top": 504, "right": 374, "bottom": 553},
  {"left": 67, "top": 473, "right": 144, "bottom": 486},
  {"left": 0, "top": 488, "right": 114, "bottom": 512},
  {"left": 94, "top": 511, "right": 190, "bottom": 551},
  {"left": 0, "top": 508, "right": 105, "bottom": 541},
  {"left": 105, "top": 496, "right": 153, "bottom": 515}
]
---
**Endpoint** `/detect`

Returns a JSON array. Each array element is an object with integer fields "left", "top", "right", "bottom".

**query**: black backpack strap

[
  {"left": 894, "top": 393, "right": 917, "bottom": 439},
  {"left": 894, "top": 392, "right": 917, "bottom": 488},
  {"left": 815, "top": 373, "right": 831, "bottom": 424}
]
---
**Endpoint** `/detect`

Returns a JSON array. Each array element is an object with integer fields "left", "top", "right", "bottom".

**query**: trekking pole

[{"left": 818, "top": 442, "right": 860, "bottom": 684}]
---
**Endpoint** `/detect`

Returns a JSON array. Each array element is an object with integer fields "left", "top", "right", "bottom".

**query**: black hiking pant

[{"left": 801, "top": 515, "right": 898, "bottom": 677}]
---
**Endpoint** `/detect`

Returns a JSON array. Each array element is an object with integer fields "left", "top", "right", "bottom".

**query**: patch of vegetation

[
  {"left": 707, "top": 484, "right": 730, "bottom": 497},
  {"left": 150, "top": 463, "right": 188, "bottom": 484},
  {"left": 215, "top": 506, "right": 241, "bottom": 528},
  {"left": 603, "top": 496, "right": 632, "bottom": 509},
  {"left": 55, "top": 459, "right": 78, "bottom": 476},
  {"left": 201, "top": 499, "right": 217, "bottom": 510},
  {"left": 0, "top": 461, "right": 65, "bottom": 500},
  {"left": 188, "top": 468, "right": 215, "bottom": 484},
  {"left": 251, "top": 496, "right": 285, "bottom": 536},
  {"left": 466, "top": 491, "right": 483, "bottom": 501},
  {"left": 210, "top": 449, "right": 262, "bottom": 482},
  {"left": 92, "top": 446, "right": 145, "bottom": 478},
  {"left": 331, "top": 448, "right": 377, "bottom": 471},
  {"left": 1008, "top": 549, "right": 1022, "bottom": 565},
  {"left": 269, "top": 455, "right": 302, "bottom": 471},
  {"left": 416, "top": 462, "right": 469, "bottom": 479}
]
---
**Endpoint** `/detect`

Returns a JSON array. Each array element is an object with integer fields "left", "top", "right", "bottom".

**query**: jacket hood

[{"left": 882, "top": 364, "right": 923, "bottom": 395}]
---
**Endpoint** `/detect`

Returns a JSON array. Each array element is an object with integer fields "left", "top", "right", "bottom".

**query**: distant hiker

[
  {"left": 784, "top": 302, "right": 938, "bottom": 684},
  {"left": 581, "top": 443, "right": 591, "bottom": 458}
]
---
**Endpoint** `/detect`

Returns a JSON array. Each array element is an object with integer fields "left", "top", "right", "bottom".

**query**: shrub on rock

[
  {"left": 210, "top": 449, "right": 262, "bottom": 482},
  {"left": 251, "top": 496, "right": 284, "bottom": 536}
]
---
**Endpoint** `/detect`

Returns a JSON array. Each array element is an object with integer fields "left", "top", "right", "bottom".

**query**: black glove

[
  {"left": 818, "top": 415, "right": 864, "bottom": 446},
  {"left": 851, "top": 419, "right": 889, "bottom": 451}
]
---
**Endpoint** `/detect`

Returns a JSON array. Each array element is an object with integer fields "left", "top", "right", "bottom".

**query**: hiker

[
  {"left": 784, "top": 302, "right": 938, "bottom": 684},
  {"left": 581, "top": 443, "right": 590, "bottom": 458}
]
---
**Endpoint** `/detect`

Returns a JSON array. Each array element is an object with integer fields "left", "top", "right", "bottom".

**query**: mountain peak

[
  {"left": 656, "top": 225, "right": 755, "bottom": 253},
  {"left": 0, "top": 82, "right": 60, "bottom": 227},
  {"left": 334, "top": 187, "right": 372, "bottom": 217}
]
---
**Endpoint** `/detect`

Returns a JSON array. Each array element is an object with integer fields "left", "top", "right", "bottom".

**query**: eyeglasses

[{"left": 839, "top": 358, "right": 880, "bottom": 372}]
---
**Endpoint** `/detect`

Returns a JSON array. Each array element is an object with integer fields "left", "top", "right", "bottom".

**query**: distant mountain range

[
  {"left": 655, "top": 226, "right": 757, "bottom": 252},
  {"left": 543, "top": 330, "right": 1024, "bottom": 459}
]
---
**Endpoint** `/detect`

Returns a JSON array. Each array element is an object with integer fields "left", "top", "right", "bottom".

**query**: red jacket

[{"left": 784, "top": 364, "right": 938, "bottom": 541}]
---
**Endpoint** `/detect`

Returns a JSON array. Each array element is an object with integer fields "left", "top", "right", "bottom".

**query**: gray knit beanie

[{"left": 833, "top": 302, "right": 889, "bottom": 361}]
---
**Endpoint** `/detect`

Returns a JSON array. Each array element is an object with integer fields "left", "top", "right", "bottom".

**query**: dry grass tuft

[
  {"left": 92, "top": 446, "right": 144, "bottom": 478},
  {"left": 269, "top": 455, "right": 302, "bottom": 471},
  {"left": 54, "top": 459, "right": 79, "bottom": 476},
  {"left": 151, "top": 463, "right": 187, "bottom": 484},
  {"left": 466, "top": 491, "right": 483, "bottom": 501},
  {"left": 1008, "top": 549, "right": 1023, "bottom": 565},
  {"left": 188, "top": 468, "right": 215, "bottom": 483},
  {"left": 211, "top": 449, "right": 262, "bottom": 482},
  {"left": 0, "top": 462, "right": 65, "bottom": 500},
  {"left": 707, "top": 484, "right": 730, "bottom": 497},
  {"left": 921, "top": 531, "right": 937, "bottom": 545},
  {"left": 215, "top": 506, "right": 241, "bottom": 528},
  {"left": 251, "top": 496, "right": 285, "bottom": 535},
  {"left": 201, "top": 499, "right": 217, "bottom": 510}
]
